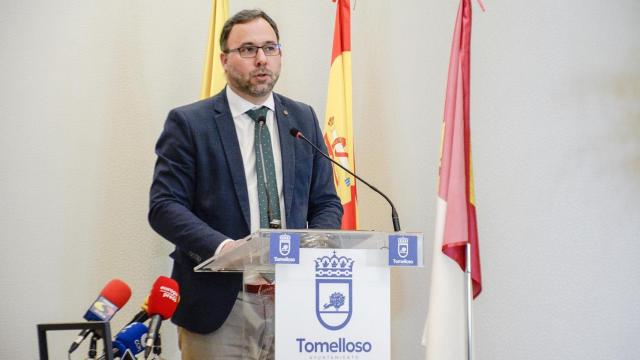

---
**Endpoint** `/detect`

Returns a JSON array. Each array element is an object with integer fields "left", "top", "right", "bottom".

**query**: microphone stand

[
  {"left": 142, "top": 333, "right": 161, "bottom": 360},
  {"left": 152, "top": 333, "right": 162, "bottom": 359},
  {"left": 87, "top": 334, "right": 99, "bottom": 360}
]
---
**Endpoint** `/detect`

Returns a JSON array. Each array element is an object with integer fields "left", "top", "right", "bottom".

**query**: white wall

[{"left": 1, "top": 0, "right": 638, "bottom": 359}]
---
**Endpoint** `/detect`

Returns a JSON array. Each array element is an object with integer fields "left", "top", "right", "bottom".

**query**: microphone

[
  {"left": 127, "top": 297, "right": 149, "bottom": 325},
  {"left": 97, "top": 322, "right": 148, "bottom": 360},
  {"left": 121, "top": 274, "right": 174, "bottom": 331},
  {"left": 143, "top": 276, "right": 180, "bottom": 358},
  {"left": 122, "top": 295, "right": 150, "bottom": 328},
  {"left": 112, "top": 322, "right": 148, "bottom": 359},
  {"left": 68, "top": 279, "right": 132, "bottom": 354},
  {"left": 289, "top": 128, "right": 401, "bottom": 231}
]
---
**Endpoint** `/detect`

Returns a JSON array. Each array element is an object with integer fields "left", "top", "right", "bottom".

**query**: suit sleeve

[
  {"left": 148, "top": 108, "right": 229, "bottom": 264},
  {"left": 305, "top": 106, "right": 344, "bottom": 229}
]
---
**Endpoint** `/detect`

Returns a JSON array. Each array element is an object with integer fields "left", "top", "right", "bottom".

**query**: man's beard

[{"left": 227, "top": 67, "right": 280, "bottom": 98}]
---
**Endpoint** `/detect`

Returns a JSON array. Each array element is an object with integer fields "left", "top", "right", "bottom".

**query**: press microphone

[
  {"left": 97, "top": 322, "right": 148, "bottom": 359},
  {"left": 256, "top": 115, "right": 281, "bottom": 229},
  {"left": 68, "top": 279, "right": 132, "bottom": 354},
  {"left": 289, "top": 128, "right": 401, "bottom": 231},
  {"left": 122, "top": 275, "right": 178, "bottom": 330},
  {"left": 143, "top": 276, "right": 180, "bottom": 358},
  {"left": 124, "top": 296, "right": 150, "bottom": 327},
  {"left": 123, "top": 275, "right": 175, "bottom": 330}
]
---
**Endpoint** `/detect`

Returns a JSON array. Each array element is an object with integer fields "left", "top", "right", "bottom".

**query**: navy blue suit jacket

[{"left": 148, "top": 89, "right": 343, "bottom": 333}]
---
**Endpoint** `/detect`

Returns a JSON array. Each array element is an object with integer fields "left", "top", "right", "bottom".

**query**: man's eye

[
  {"left": 239, "top": 46, "right": 256, "bottom": 54},
  {"left": 264, "top": 45, "right": 277, "bottom": 52}
]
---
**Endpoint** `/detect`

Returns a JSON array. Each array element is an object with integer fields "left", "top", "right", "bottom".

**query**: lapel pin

[{"left": 283, "top": 109, "right": 289, "bottom": 116}]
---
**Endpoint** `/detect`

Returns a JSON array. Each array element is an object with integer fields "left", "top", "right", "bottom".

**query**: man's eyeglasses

[{"left": 226, "top": 44, "right": 282, "bottom": 58}]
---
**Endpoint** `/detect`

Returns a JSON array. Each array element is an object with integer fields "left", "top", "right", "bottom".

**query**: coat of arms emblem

[
  {"left": 278, "top": 233, "right": 291, "bottom": 256},
  {"left": 315, "top": 251, "right": 354, "bottom": 330}
]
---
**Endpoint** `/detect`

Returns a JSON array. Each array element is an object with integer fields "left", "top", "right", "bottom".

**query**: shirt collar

[{"left": 226, "top": 86, "right": 275, "bottom": 118}]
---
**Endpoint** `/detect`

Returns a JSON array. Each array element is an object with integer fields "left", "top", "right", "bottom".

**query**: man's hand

[{"left": 218, "top": 239, "right": 246, "bottom": 256}]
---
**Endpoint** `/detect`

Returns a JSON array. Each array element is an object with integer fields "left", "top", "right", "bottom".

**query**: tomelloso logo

[
  {"left": 389, "top": 235, "right": 418, "bottom": 266},
  {"left": 295, "top": 337, "right": 372, "bottom": 353},
  {"left": 397, "top": 237, "right": 409, "bottom": 258},
  {"left": 315, "top": 251, "right": 354, "bottom": 330},
  {"left": 279, "top": 234, "right": 291, "bottom": 256},
  {"left": 269, "top": 232, "right": 300, "bottom": 264}
]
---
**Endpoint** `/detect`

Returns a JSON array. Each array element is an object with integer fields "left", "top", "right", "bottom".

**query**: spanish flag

[
  {"left": 200, "top": 0, "right": 228, "bottom": 98},
  {"left": 423, "top": 0, "right": 483, "bottom": 359},
  {"left": 323, "top": 0, "right": 358, "bottom": 229}
]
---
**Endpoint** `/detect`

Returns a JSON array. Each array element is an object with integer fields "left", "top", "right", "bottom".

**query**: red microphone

[
  {"left": 69, "top": 279, "right": 132, "bottom": 354},
  {"left": 84, "top": 279, "right": 132, "bottom": 321},
  {"left": 144, "top": 276, "right": 180, "bottom": 358}
]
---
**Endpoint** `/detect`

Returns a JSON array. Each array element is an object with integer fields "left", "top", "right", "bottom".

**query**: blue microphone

[{"left": 111, "top": 322, "right": 148, "bottom": 359}]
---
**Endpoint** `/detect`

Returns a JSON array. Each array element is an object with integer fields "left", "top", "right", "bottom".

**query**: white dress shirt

[{"left": 214, "top": 87, "right": 287, "bottom": 256}]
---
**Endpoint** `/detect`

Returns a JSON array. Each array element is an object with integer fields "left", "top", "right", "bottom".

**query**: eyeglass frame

[{"left": 224, "top": 43, "right": 283, "bottom": 58}]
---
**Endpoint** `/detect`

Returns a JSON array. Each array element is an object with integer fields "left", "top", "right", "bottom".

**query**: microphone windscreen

[
  {"left": 101, "top": 279, "right": 133, "bottom": 308},
  {"left": 84, "top": 279, "right": 132, "bottom": 321},
  {"left": 289, "top": 128, "right": 300, "bottom": 137},
  {"left": 146, "top": 276, "right": 180, "bottom": 320},
  {"left": 114, "top": 322, "right": 148, "bottom": 356}
]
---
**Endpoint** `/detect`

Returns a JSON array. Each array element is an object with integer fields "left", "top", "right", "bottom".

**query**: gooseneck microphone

[
  {"left": 68, "top": 279, "right": 132, "bottom": 354},
  {"left": 257, "top": 115, "right": 281, "bottom": 229},
  {"left": 289, "top": 128, "right": 401, "bottom": 232}
]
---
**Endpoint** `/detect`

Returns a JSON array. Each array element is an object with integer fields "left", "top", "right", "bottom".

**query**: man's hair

[{"left": 220, "top": 9, "right": 280, "bottom": 52}]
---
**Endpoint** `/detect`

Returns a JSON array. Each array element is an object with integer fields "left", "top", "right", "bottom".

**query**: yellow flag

[{"left": 200, "top": 0, "right": 228, "bottom": 98}]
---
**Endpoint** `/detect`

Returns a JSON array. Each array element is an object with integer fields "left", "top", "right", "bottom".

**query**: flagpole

[{"left": 466, "top": 242, "right": 474, "bottom": 360}]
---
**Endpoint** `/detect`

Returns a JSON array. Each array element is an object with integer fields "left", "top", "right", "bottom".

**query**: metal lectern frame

[{"left": 36, "top": 321, "right": 114, "bottom": 360}]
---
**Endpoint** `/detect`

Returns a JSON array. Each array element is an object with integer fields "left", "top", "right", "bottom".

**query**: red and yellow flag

[
  {"left": 200, "top": 0, "right": 228, "bottom": 98},
  {"left": 423, "top": 0, "right": 483, "bottom": 358},
  {"left": 438, "top": 0, "right": 482, "bottom": 299},
  {"left": 323, "top": 0, "right": 358, "bottom": 229}
]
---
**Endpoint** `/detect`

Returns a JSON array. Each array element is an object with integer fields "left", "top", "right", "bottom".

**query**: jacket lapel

[
  {"left": 213, "top": 90, "right": 251, "bottom": 231},
  {"left": 274, "top": 94, "right": 295, "bottom": 221}
]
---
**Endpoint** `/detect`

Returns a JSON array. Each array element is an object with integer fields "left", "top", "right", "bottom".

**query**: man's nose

[{"left": 254, "top": 47, "right": 268, "bottom": 65}]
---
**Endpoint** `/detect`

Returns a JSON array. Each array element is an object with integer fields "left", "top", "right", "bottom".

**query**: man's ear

[{"left": 220, "top": 52, "right": 228, "bottom": 68}]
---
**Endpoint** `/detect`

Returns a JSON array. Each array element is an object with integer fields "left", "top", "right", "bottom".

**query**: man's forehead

[{"left": 227, "top": 18, "right": 277, "bottom": 45}]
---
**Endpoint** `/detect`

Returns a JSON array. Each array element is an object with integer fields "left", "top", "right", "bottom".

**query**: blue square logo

[
  {"left": 269, "top": 232, "right": 300, "bottom": 264},
  {"left": 389, "top": 235, "right": 417, "bottom": 266}
]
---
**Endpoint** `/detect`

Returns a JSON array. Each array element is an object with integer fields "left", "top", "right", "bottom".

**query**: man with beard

[{"left": 148, "top": 9, "right": 343, "bottom": 360}]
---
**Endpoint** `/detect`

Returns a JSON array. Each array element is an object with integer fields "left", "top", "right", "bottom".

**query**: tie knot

[{"left": 246, "top": 106, "right": 269, "bottom": 123}]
